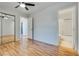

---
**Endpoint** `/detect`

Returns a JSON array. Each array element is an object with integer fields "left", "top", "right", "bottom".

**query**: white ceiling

[
  {"left": 0, "top": 2, "right": 76, "bottom": 15},
  {"left": 0, "top": 2, "right": 56, "bottom": 15}
]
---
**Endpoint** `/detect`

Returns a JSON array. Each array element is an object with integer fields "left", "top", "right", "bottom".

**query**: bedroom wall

[
  {"left": 33, "top": 7, "right": 59, "bottom": 45},
  {"left": 31, "top": 3, "right": 77, "bottom": 46}
]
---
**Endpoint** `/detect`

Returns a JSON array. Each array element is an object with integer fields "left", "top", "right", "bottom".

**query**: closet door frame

[
  {"left": 0, "top": 16, "right": 2, "bottom": 44},
  {"left": 0, "top": 12, "right": 16, "bottom": 45}
]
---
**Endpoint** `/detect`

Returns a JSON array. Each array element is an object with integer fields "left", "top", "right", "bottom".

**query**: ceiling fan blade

[
  {"left": 15, "top": 5, "right": 20, "bottom": 8},
  {"left": 24, "top": 3, "right": 35, "bottom": 6},
  {"left": 25, "top": 7, "right": 29, "bottom": 10}
]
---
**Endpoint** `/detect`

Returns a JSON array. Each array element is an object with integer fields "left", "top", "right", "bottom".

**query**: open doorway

[
  {"left": 58, "top": 6, "right": 77, "bottom": 55},
  {"left": 20, "top": 17, "right": 28, "bottom": 39},
  {"left": 20, "top": 17, "right": 28, "bottom": 49}
]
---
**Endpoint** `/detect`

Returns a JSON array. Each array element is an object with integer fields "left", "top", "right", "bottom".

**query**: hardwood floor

[
  {"left": 0, "top": 35, "right": 14, "bottom": 44},
  {"left": 59, "top": 36, "right": 78, "bottom": 56},
  {"left": 0, "top": 38, "right": 77, "bottom": 56}
]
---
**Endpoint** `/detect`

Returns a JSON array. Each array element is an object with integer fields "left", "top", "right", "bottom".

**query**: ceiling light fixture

[{"left": 20, "top": 3, "right": 25, "bottom": 8}]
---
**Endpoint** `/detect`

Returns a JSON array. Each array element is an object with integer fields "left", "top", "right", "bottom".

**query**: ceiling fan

[{"left": 15, "top": 2, "right": 35, "bottom": 10}]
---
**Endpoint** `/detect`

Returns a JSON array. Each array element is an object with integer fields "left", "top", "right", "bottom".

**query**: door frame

[
  {"left": 58, "top": 5, "right": 78, "bottom": 55},
  {"left": 0, "top": 12, "right": 16, "bottom": 45}
]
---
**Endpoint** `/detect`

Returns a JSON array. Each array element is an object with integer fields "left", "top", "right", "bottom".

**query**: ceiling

[
  {"left": 0, "top": 2, "right": 56, "bottom": 15},
  {"left": 0, "top": 2, "right": 76, "bottom": 16}
]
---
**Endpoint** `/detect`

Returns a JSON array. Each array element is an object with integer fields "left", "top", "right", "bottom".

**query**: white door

[
  {"left": 61, "top": 19, "right": 73, "bottom": 48},
  {"left": 59, "top": 6, "right": 76, "bottom": 49}
]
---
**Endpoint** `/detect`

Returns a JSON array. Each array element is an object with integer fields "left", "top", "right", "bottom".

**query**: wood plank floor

[
  {"left": 0, "top": 35, "right": 14, "bottom": 44},
  {"left": 0, "top": 39, "right": 77, "bottom": 56}
]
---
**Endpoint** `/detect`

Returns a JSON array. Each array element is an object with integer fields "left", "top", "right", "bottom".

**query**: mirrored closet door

[
  {"left": 0, "top": 12, "right": 15, "bottom": 44},
  {"left": 0, "top": 17, "right": 1, "bottom": 44}
]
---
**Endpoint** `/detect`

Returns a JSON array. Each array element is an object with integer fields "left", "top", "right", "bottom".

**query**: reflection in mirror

[{"left": 0, "top": 12, "right": 15, "bottom": 44}]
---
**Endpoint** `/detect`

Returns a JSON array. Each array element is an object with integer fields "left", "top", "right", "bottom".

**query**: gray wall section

[
  {"left": 28, "top": 17, "right": 33, "bottom": 39},
  {"left": 33, "top": 6, "right": 59, "bottom": 45},
  {"left": 78, "top": 3, "right": 79, "bottom": 53},
  {"left": 32, "top": 3, "right": 77, "bottom": 46}
]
